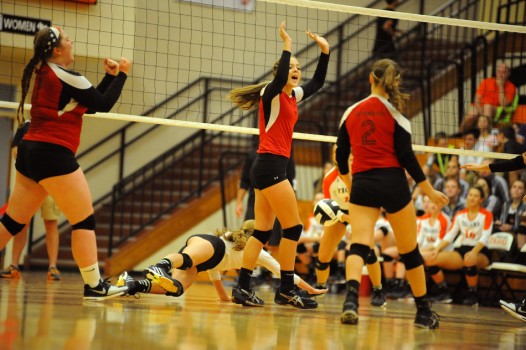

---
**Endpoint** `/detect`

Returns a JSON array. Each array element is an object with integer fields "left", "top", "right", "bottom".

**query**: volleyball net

[{"left": 1, "top": 0, "right": 525, "bottom": 207}]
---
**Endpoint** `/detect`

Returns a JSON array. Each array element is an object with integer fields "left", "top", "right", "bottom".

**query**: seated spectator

[
  {"left": 458, "top": 129, "right": 483, "bottom": 185},
  {"left": 496, "top": 125, "right": 526, "bottom": 184},
  {"left": 479, "top": 159, "right": 510, "bottom": 205},
  {"left": 476, "top": 176, "right": 501, "bottom": 220},
  {"left": 460, "top": 61, "right": 517, "bottom": 133},
  {"left": 417, "top": 196, "right": 453, "bottom": 303},
  {"left": 441, "top": 177, "right": 466, "bottom": 218},
  {"left": 495, "top": 180, "right": 526, "bottom": 236},
  {"left": 474, "top": 115, "right": 499, "bottom": 153},
  {"left": 423, "top": 131, "right": 454, "bottom": 182},
  {"left": 434, "top": 157, "right": 469, "bottom": 199},
  {"left": 424, "top": 186, "right": 493, "bottom": 306}
]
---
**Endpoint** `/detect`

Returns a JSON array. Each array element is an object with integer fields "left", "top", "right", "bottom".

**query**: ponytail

[
  {"left": 227, "top": 57, "right": 285, "bottom": 110},
  {"left": 17, "top": 26, "right": 61, "bottom": 125},
  {"left": 371, "top": 59, "right": 409, "bottom": 112}
]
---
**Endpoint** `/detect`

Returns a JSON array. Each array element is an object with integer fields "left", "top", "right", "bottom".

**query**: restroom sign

[{"left": 0, "top": 14, "right": 51, "bottom": 35}]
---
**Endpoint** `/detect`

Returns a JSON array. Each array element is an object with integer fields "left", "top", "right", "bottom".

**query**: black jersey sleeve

[
  {"left": 62, "top": 72, "right": 128, "bottom": 113},
  {"left": 298, "top": 53, "right": 330, "bottom": 101},
  {"left": 336, "top": 122, "right": 351, "bottom": 175},
  {"left": 393, "top": 122, "right": 426, "bottom": 183},
  {"left": 262, "top": 51, "right": 291, "bottom": 102},
  {"left": 489, "top": 155, "right": 526, "bottom": 172},
  {"left": 96, "top": 73, "right": 116, "bottom": 93}
]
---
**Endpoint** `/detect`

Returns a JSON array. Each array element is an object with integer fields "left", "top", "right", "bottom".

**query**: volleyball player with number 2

[{"left": 335, "top": 59, "right": 448, "bottom": 327}]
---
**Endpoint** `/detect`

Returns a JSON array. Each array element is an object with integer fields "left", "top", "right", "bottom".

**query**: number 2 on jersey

[{"left": 361, "top": 120, "right": 376, "bottom": 145}]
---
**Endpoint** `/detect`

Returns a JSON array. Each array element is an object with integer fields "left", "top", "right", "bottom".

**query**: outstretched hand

[
  {"left": 460, "top": 163, "right": 489, "bottom": 172},
  {"left": 428, "top": 189, "right": 449, "bottom": 208},
  {"left": 306, "top": 30, "right": 329, "bottom": 54},
  {"left": 279, "top": 21, "right": 292, "bottom": 52},
  {"left": 118, "top": 57, "right": 132, "bottom": 75}
]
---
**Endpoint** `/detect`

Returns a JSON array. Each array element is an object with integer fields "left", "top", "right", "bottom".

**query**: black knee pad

[
  {"left": 0, "top": 213, "right": 25, "bottom": 236},
  {"left": 252, "top": 229, "right": 272, "bottom": 245},
  {"left": 399, "top": 245, "right": 423, "bottom": 270},
  {"left": 282, "top": 224, "right": 302, "bottom": 242},
  {"left": 366, "top": 249, "right": 378, "bottom": 265},
  {"left": 381, "top": 253, "right": 394, "bottom": 262},
  {"left": 348, "top": 243, "right": 371, "bottom": 263},
  {"left": 464, "top": 265, "right": 478, "bottom": 276},
  {"left": 315, "top": 257, "right": 331, "bottom": 271},
  {"left": 178, "top": 252, "right": 193, "bottom": 270},
  {"left": 427, "top": 265, "right": 441, "bottom": 275},
  {"left": 71, "top": 214, "right": 96, "bottom": 231}
]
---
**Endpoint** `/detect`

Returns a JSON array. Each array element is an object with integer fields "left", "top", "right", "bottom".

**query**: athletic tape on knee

[
  {"left": 464, "top": 265, "right": 478, "bottom": 276},
  {"left": 0, "top": 213, "right": 25, "bottom": 236},
  {"left": 282, "top": 224, "right": 302, "bottom": 242},
  {"left": 427, "top": 265, "right": 441, "bottom": 275},
  {"left": 71, "top": 214, "right": 96, "bottom": 231},
  {"left": 315, "top": 257, "right": 331, "bottom": 271},
  {"left": 178, "top": 252, "right": 193, "bottom": 270},
  {"left": 399, "top": 246, "right": 423, "bottom": 270},
  {"left": 366, "top": 249, "right": 378, "bottom": 265},
  {"left": 252, "top": 229, "right": 272, "bottom": 245},
  {"left": 348, "top": 243, "right": 370, "bottom": 262}
]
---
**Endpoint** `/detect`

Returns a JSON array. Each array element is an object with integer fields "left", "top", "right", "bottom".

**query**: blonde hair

[
  {"left": 215, "top": 220, "right": 255, "bottom": 251},
  {"left": 370, "top": 59, "right": 409, "bottom": 112},
  {"left": 227, "top": 57, "right": 292, "bottom": 110}
]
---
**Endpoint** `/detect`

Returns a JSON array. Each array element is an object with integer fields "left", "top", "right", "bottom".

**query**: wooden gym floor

[{"left": 0, "top": 272, "right": 525, "bottom": 350}]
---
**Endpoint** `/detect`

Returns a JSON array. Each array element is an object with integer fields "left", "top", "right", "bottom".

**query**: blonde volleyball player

[
  {"left": 335, "top": 59, "right": 448, "bottom": 327},
  {"left": 125, "top": 221, "right": 327, "bottom": 299},
  {"left": 226, "top": 22, "right": 330, "bottom": 309}
]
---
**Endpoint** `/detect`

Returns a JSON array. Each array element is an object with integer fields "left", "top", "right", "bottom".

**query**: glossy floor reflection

[{"left": 1, "top": 273, "right": 525, "bottom": 349}]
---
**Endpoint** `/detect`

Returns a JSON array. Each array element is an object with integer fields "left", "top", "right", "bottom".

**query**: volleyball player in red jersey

[
  {"left": 335, "top": 59, "right": 448, "bottom": 327},
  {"left": 0, "top": 26, "right": 130, "bottom": 300},
  {"left": 227, "top": 22, "right": 330, "bottom": 309}
]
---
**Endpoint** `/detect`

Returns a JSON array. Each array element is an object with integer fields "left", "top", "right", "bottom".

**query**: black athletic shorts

[
  {"left": 350, "top": 167, "right": 412, "bottom": 214},
  {"left": 250, "top": 153, "right": 289, "bottom": 190},
  {"left": 179, "top": 234, "right": 226, "bottom": 272},
  {"left": 16, "top": 140, "right": 79, "bottom": 183},
  {"left": 454, "top": 245, "right": 491, "bottom": 263}
]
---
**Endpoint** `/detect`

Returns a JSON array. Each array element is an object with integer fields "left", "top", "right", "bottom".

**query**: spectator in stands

[
  {"left": 458, "top": 129, "right": 482, "bottom": 185},
  {"left": 496, "top": 125, "right": 526, "bottom": 184},
  {"left": 476, "top": 176, "right": 501, "bottom": 220},
  {"left": 441, "top": 177, "right": 466, "bottom": 219},
  {"left": 425, "top": 186, "right": 493, "bottom": 306},
  {"left": 474, "top": 115, "right": 499, "bottom": 153},
  {"left": 460, "top": 61, "right": 517, "bottom": 133},
  {"left": 495, "top": 180, "right": 526, "bottom": 236},
  {"left": 433, "top": 157, "right": 469, "bottom": 199},
  {"left": 372, "top": 0, "right": 401, "bottom": 62},
  {"left": 423, "top": 131, "right": 453, "bottom": 182},
  {"left": 478, "top": 159, "right": 510, "bottom": 205}
]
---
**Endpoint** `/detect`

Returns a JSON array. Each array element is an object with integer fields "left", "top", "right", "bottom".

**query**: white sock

[{"left": 79, "top": 263, "right": 101, "bottom": 288}]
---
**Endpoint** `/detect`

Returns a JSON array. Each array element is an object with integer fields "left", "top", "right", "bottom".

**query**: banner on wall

[
  {"left": 180, "top": 0, "right": 255, "bottom": 12},
  {"left": 0, "top": 14, "right": 51, "bottom": 36}
]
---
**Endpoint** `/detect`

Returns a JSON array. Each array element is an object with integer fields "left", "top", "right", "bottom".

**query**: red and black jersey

[
  {"left": 257, "top": 50, "right": 329, "bottom": 158},
  {"left": 24, "top": 61, "right": 127, "bottom": 153},
  {"left": 336, "top": 95, "right": 425, "bottom": 183}
]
